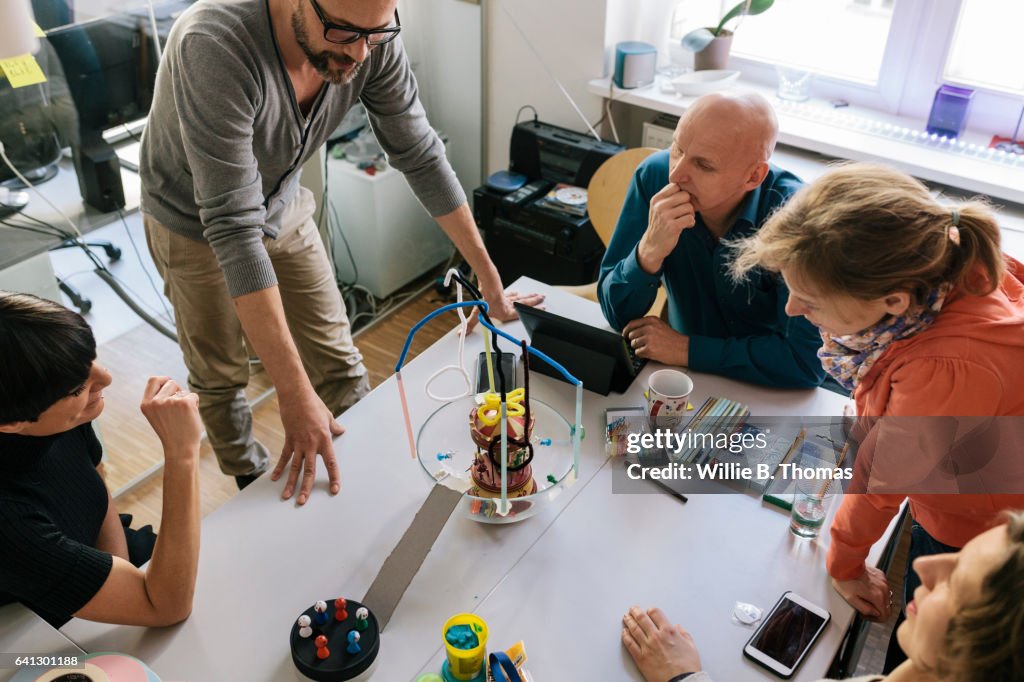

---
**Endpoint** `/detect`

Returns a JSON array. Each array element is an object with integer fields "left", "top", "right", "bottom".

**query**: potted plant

[{"left": 682, "top": 0, "right": 774, "bottom": 71}]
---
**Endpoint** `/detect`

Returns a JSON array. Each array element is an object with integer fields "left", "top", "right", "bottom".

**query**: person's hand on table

[
  {"left": 624, "top": 317, "right": 689, "bottom": 366},
  {"left": 140, "top": 376, "right": 202, "bottom": 460},
  {"left": 637, "top": 185, "right": 695, "bottom": 275},
  {"left": 271, "top": 388, "right": 344, "bottom": 505},
  {"left": 832, "top": 565, "right": 893, "bottom": 621},
  {"left": 622, "top": 606, "right": 702, "bottom": 682},
  {"left": 465, "top": 287, "right": 545, "bottom": 333}
]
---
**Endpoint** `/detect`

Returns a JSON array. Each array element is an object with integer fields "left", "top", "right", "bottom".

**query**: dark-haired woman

[{"left": 0, "top": 292, "right": 202, "bottom": 627}]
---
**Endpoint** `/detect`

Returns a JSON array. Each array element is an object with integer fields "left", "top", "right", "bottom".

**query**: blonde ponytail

[{"left": 730, "top": 163, "right": 1006, "bottom": 301}]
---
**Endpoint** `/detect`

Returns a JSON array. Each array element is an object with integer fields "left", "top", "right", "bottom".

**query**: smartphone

[
  {"left": 475, "top": 351, "right": 517, "bottom": 394},
  {"left": 743, "top": 591, "right": 830, "bottom": 678}
]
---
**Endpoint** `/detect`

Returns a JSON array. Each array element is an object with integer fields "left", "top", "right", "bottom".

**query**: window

[
  {"left": 729, "top": 0, "right": 895, "bottom": 85},
  {"left": 660, "top": 0, "right": 1022, "bottom": 128},
  {"left": 618, "top": 0, "right": 1023, "bottom": 135},
  {"left": 668, "top": 1, "right": 722, "bottom": 42},
  {"left": 943, "top": 0, "right": 1024, "bottom": 96}
]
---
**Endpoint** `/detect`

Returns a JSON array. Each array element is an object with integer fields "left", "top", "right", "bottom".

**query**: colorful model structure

[
  {"left": 395, "top": 269, "right": 583, "bottom": 522},
  {"left": 469, "top": 387, "right": 536, "bottom": 498}
]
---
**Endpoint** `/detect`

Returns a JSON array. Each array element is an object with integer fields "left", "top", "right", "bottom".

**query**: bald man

[{"left": 597, "top": 93, "right": 825, "bottom": 388}]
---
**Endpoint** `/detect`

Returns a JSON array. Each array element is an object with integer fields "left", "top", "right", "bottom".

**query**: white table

[
  {"left": 62, "top": 277, "right": 895, "bottom": 682},
  {"left": 0, "top": 604, "right": 85, "bottom": 682}
]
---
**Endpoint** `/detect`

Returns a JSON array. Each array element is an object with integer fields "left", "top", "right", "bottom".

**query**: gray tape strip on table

[{"left": 362, "top": 483, "right": 463, "bottom": 630}]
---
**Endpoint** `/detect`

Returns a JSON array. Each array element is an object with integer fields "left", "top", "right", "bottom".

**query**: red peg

[
  {"left": 334, "top": 598, "right": 348, "bottom": 621},
  {"left": 315, "top": 635, "right": 328, "bottom": 648},
  {"left": 316, "top": 645, "right": 330, "bottom": 660}
]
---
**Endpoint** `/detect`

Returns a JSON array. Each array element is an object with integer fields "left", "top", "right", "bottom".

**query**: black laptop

[{"left": 514, "top": 302, "right": 646, "bottom": 395}]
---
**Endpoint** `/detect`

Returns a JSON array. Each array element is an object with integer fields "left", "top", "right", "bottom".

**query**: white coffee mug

[{"left": 646, "top": 369, "right": 694, "bottom": 429}]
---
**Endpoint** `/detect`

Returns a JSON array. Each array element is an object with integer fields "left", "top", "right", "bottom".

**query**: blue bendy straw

[{"left": 394, "top": 300, "right": 585, "bottom": 488}]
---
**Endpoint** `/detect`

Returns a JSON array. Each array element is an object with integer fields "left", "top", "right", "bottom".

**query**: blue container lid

[
  {"left": 937, "top": 84, "right": 975, "bottom": 100},
  {"left": 616, "top": 41, "right": 656, "bottom": 55}
]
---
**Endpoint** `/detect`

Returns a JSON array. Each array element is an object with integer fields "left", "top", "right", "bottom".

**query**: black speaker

[
  {"left": 73, "top": 139, "right": 125, "bottom": 212},
  {"left": 508, "top": 120, "right": 623, "bottom": 187}
]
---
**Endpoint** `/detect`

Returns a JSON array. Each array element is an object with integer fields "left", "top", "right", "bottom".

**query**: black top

[{"left": 0, "top": 423, "right": 113, "bottom": 627}]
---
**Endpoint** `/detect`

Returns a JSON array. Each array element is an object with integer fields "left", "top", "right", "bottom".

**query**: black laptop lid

[{"left": 514, "top": 302, "right": 641, "bottom": 395}]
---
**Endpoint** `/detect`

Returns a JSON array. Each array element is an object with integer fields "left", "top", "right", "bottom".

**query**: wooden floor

[{"left": 104, "top": 289, "right": 457, "bottom": 530}]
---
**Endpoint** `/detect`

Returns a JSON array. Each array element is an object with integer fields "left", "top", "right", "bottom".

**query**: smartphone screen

[
  {"left": 476, "top": 351, "right": 517, "bottom": 394},
  {"left": 744, "top": 592, "right": 829, "bottom": 677}
]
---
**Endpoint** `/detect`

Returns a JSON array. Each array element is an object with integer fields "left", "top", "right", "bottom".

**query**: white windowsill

[{"left": 588, "top": 75, "right": 1024, "bottom": 207}]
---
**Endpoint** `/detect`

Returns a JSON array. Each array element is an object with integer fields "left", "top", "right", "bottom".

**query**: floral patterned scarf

[{"left": 818, "top": 285, "right": 952, "bottom": 392}]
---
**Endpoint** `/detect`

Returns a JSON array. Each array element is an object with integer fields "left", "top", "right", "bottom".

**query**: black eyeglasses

[{"left": 308, "top": 0, "right": 401, "bottom": 46}]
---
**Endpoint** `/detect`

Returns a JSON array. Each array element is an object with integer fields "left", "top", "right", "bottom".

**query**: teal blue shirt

[{"left": 597, "top": 151, "right": 825, "bottom": 388}]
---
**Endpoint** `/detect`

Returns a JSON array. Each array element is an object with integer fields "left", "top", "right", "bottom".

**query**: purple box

[{"left": 926, "top": 84, "right": 974, "bottom": 138}]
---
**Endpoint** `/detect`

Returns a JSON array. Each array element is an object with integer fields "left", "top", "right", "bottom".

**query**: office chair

[{"left": 561, "top": 146, "right": 666, "bottom": 319}]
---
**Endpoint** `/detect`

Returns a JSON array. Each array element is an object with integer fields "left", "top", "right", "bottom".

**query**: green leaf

[{"left": 714, "top": 0, "right": 774, "bottom": 35}]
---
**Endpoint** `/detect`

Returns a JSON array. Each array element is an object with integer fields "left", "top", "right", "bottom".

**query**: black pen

[
  {"left": 623, "top": 457, "right": 688, "bottom": 503},
  {"left": 649, "top": 475, "right": 689, "bottom": 504}
]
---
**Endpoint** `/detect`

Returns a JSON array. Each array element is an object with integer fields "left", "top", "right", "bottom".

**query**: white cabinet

[{"left": 326, "top": 156, "right": 453, "bottom": 299}]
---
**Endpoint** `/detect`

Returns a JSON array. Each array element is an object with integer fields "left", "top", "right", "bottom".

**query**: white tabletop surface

[
  {"left": 0, "top": 604, "right": 84, "bottom": 682},
  {"left": 61, "top": 277, "right": 895, "bottom": 682}
]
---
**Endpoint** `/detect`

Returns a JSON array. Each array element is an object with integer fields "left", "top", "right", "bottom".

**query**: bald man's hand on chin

[{"left": 637, "top": 184, "right": 696, "bottom": 275}]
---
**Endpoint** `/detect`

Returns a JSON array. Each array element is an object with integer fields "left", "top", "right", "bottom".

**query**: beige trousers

[{"left": 145, "top": 187, "right": 369, "bottom": 476}]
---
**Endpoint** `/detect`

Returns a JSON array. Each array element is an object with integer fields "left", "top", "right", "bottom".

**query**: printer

[{"left": 473, "top": 120, "right": 624, "bottom": 285}]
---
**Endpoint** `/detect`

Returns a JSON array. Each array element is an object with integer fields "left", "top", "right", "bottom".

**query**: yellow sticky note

[
  {"left": 0, "top": 55, "right": 47, "bottom": 88},
  {"left": 33, "top": 23, "right": 46, "bottom": 37}
]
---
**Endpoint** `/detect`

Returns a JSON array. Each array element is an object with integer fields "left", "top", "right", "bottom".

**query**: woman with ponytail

[{"left": 730, "top": 163, "right": 1024, "bottom": 670}]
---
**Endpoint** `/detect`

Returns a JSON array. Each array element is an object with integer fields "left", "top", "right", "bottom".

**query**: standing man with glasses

[{"left": 140, "top": 0, "right": 541, "bottom": 505}]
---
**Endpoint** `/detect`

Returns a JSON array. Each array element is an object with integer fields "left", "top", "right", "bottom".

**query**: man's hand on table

[
  {"left": 622, "top": 606, "right": 703, "bottom": 682},
  {"left": 832, "top": 565, "right": 893, "bottom": 621},
  {"left": 624, "top": 317, "right": 689, "bottom": 366},
  {"left": 271, "top": 388, "right": 344, "bottom": 505},
  {"left": 465, "top": 285, "right": 545, "bottom": 333}
]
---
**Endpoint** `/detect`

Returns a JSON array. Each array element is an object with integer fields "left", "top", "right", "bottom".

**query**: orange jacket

[{"left": 827, "top": 257, "right": 1024, "bottom": 580}]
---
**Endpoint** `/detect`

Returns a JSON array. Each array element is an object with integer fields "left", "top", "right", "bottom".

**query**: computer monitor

[
  {"left": 43, "top": 1, "right": 195, "bottom": 141},
  {"left": 43, "top": 10, "right": 158, "bottom": 210},
  {"left": 46, "top": 15, "right": 148, "bottom": 140}
]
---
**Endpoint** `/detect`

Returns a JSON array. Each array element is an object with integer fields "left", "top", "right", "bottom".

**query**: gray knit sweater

[{"left": 139, "top": 0, "right": 465, "bottom": 297}]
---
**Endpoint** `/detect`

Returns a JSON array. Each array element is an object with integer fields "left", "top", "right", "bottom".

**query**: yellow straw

[{"left": 483, "top": 328, "right": 495, "bottom": 393}]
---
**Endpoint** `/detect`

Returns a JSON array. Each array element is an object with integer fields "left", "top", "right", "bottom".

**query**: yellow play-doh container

[{"left": 442, "top": 613, "right": 488, "bottom": 680}]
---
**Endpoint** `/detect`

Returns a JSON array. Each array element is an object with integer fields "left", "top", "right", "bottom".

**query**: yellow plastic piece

[
  {"left": 504, "top": 640, "right": 529, "bottom": 669},
  {"left": 483, "top": 329, "right": 495, "bottom": 394},
  {"left": 476, "top": 388, "right": 526, "bottom": 426},
  {"left": 442, "top": 613, "right": 489, "bottom": 680}
]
